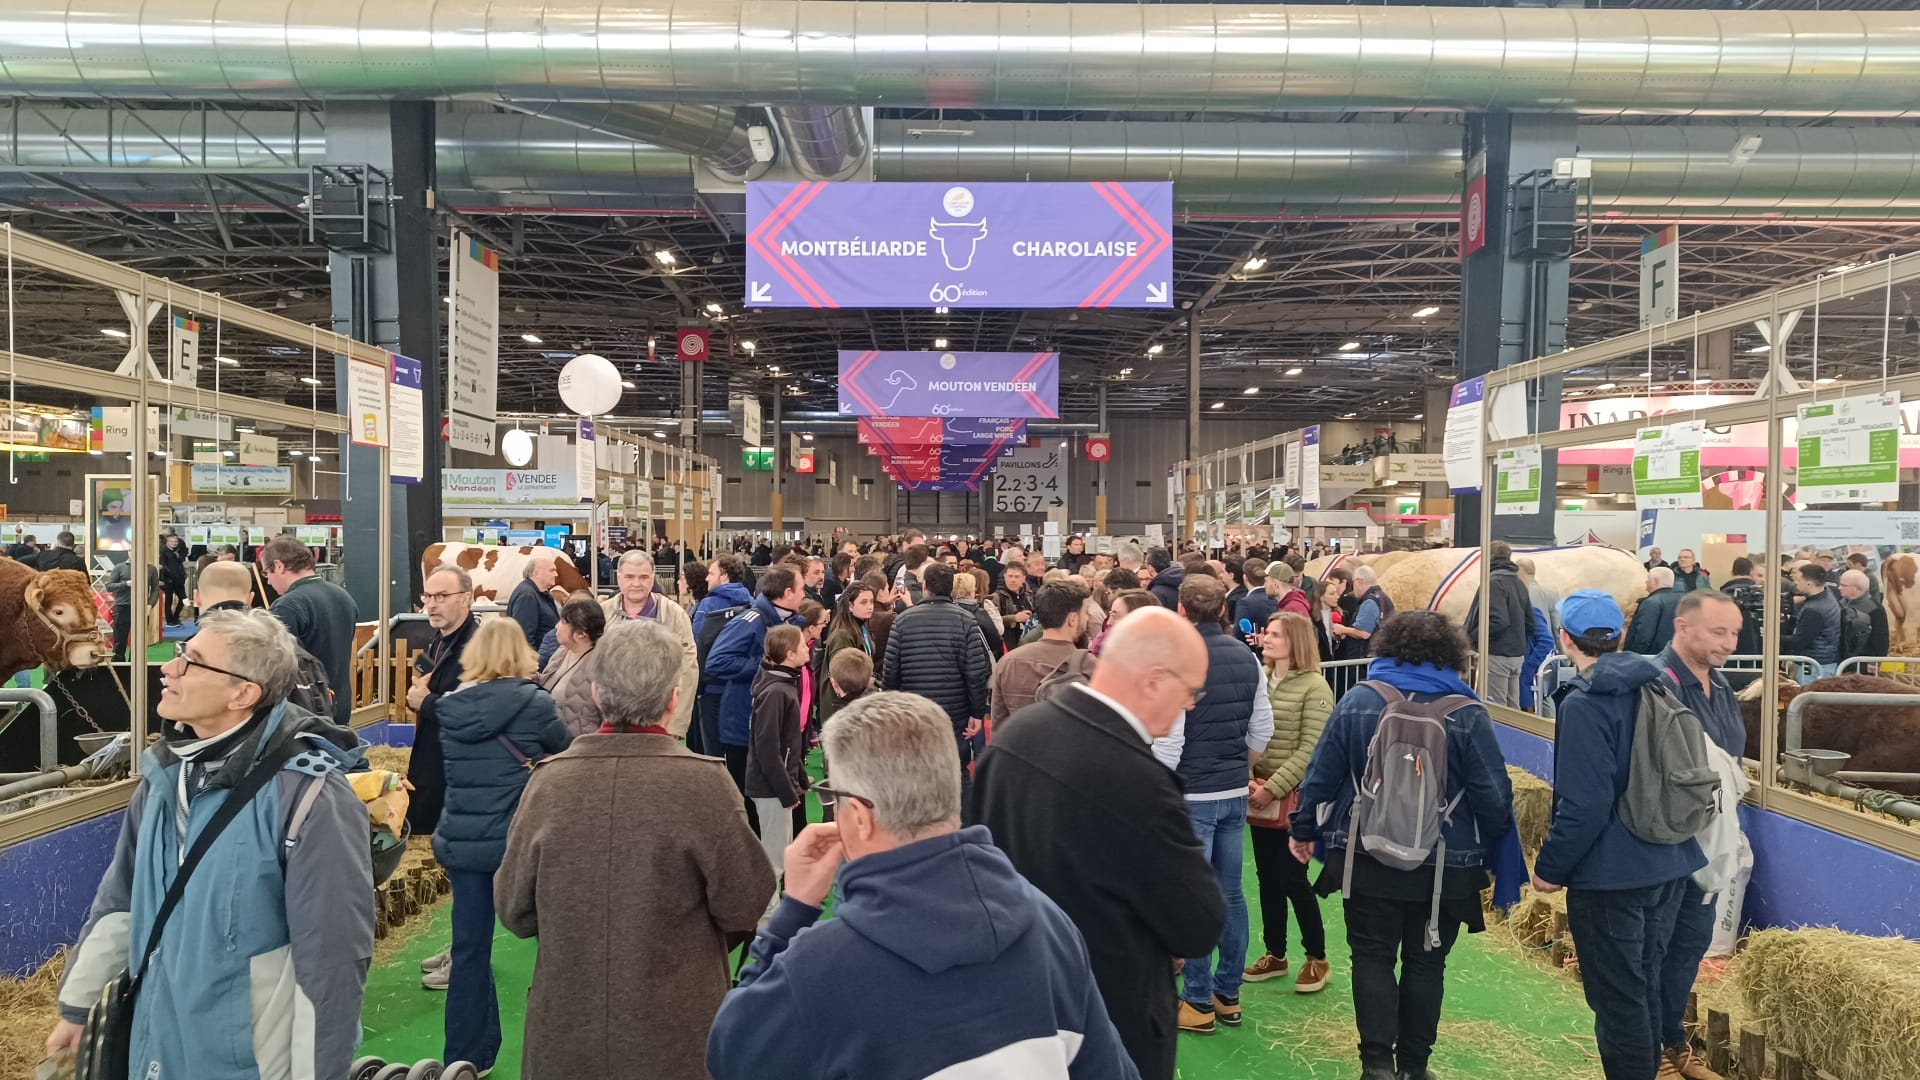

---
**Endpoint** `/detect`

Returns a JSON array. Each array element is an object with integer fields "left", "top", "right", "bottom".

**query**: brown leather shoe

[
  {"left": 1212, "top": 995, "right": 1242, "bottom": 1027},
  {"left": 1664, "top": 1049, "right": 1723, "bottom": 1080},
  {"left": 1295, "top": 956, "right": 1332, "bottom": 993},
  {"left": 1244, "top": 953, "right": 1289, "bottom": 982}
]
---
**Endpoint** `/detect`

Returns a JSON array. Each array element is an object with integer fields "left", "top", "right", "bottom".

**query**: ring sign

[{"left": 677, "top": 327, "right": 709, "bottom": 362}]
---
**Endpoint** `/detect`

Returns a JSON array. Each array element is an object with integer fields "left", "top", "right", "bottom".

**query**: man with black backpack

[
  {"left": 1535, "top": 590, "right": 1709, "bottom": 1080},
  {"left": 1289, "top": 610, "right": 1514, "bottom": 1080}
]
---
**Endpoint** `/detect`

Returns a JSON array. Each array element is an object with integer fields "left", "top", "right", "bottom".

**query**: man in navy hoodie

[
  {"left": 708, "top": 692, "right": 1139, "bottom": 1080},
  {"left": 704, "top": 564, "right": 806, "bottom": 829},
  {"left": 692, "top": 555, "right": 756, "bottom": 754},
  {"left": 1534, "top": 590, "right": 1706, "bottom": 1080}
]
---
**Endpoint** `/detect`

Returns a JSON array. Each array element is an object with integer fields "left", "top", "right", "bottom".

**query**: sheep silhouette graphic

[{"left": 928, "top": 218, "right": 989, "bottom": 271}]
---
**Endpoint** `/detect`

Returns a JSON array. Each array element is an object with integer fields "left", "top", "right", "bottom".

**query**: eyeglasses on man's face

[
  {"left": 170, "top": 641, "right": 258, "bottom": 686},
  {"left": 811, "top": 784, "right": 874, "bottom": 810},
  {"left": 1152, "top": 666, "right": 1207, "bottom": 706}
]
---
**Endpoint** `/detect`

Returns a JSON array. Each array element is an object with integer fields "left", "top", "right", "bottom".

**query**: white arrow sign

[
  {"left": 1145, "top": 282, "right": 1168, "bottom": 304},
  {"left": 750, "top": 281, "right": 773, "bottom": 303}
]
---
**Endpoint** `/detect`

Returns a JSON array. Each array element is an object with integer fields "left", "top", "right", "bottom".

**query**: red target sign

[
  {"left": 676, "top": 327, "right": 709, "bottom": 362},
  {"left": 1086, "top": 437, "right": 1112, "bottom": 462}
]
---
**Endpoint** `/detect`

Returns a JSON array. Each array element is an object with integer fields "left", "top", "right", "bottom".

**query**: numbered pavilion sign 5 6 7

[{"left": 992, "top": 444, "right": 1067, "bottom": 515}]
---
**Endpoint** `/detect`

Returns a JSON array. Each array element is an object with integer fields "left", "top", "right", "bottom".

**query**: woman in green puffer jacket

[{"left": 1243, "top": 610, "right": 1338, "bottom": 994}]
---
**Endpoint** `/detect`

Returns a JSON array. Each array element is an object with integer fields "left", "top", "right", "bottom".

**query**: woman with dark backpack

[{"left": 426, "top": 619, "right": 573, "bottom": 1076}]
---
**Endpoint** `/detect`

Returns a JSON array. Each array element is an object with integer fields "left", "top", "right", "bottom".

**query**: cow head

[
  {"left": 929, "top": 218, "right": 989, "bottom": 272},
  {"left": 23, "top": 569, "right": 111, "bottom": 670}
]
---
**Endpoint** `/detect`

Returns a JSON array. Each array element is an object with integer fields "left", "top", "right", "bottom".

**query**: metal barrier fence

[
  {"left": 1321, "top": 657, "right": 1373, "bottom": 701},
  {"left": 1532, "top": 654, "right": 1821, "bottom": 720},
  {"left": 1836, "top": 655, "right": 1918, "bottom": 678}
]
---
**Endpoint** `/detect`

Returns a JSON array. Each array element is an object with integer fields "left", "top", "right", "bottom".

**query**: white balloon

[
  {"left": 558, "top": 353, "right": 624, "bottom": 416},
  {"left": 501, "top": 427, "right": 534, "bottom": 467}
]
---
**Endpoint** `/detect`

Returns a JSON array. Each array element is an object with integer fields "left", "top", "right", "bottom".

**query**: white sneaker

[
  {"left": 421, "top": 964, "right": 450, "bottom": 990},
  {"left": 420, "top": 949, "right": 450, "bottom": 973}
]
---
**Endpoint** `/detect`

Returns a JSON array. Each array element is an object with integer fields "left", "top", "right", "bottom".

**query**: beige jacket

[{"left": 601, "top": 593, "right": 699, "bottom": 736}]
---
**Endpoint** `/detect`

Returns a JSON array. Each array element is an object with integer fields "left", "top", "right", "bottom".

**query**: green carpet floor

[{"left": 356, "top": 755, "right": 1606, "bottom": 1080}]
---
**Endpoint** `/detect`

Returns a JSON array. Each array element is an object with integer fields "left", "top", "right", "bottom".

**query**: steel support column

[
  {"left": 1185, "top": 310, "right": 1202, "bottom": 544},
  {"left": 1456, "top": 112, "right": 1572, "bottom": 548},
  {"left": 327, "top": 102, "right": 441, "bottom": 616},
  {"left": 770, "top": 389, "right": 784, "bottom": 537},
  {"left": 1095, "top": 383, "right": 1109, "bottom": 536}
]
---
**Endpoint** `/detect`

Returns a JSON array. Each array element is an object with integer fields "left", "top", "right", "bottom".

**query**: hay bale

[
  {"left": 1718, "top": 927, "right": 1920, "bottom": 1080},
  {"left": 1508, "top": 765, "right": 1553, "bottom": 858},
  {"left": 0, "top": 950, "right": 63, "bottom": 1080},
  {"left": 363, "top": 744, "right": 412, "bottom": 775}
]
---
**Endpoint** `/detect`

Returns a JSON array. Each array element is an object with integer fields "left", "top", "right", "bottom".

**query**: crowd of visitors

[{"left": 44, "top": 526, "right": 1775, "bottom": 1080}]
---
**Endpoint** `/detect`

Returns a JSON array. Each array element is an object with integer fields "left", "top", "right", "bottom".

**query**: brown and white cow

[{"left": 421, "top": 543, "right": 592, "bottom": 604}]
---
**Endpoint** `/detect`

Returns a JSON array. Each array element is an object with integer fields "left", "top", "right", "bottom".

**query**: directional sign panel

[
  {"left": 839, "top": 351, "right": 1057, "bottom": 419},
  {"left": 747, "top": 182, "right": 1173, "bottom": 310},
  {"left": 858, "top": 417, "right": 1027, "bottom": 447}
]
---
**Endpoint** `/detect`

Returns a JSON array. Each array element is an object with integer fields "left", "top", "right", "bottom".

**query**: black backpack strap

[{"left": 135, "top": 741, "right": 297, "bottom": 982}]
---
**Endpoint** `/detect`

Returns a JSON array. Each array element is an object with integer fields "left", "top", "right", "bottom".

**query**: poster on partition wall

[
  {"left": 1631, "top": 422, "right": 1704, "bottom": 510},
  {"left": 1797, "top": 391, "right": 1900, "bottom": 505},
  {"left": 1300, "top": 427, "right": 1322, "bottom": 510},
  {"left": 447, "top": 232, "right": 500, "bottom": 455}
]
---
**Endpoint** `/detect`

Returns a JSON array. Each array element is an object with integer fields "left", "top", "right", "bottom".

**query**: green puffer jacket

[{"left": 1254, "top": 668, "right": 1336, "bottom": 799}]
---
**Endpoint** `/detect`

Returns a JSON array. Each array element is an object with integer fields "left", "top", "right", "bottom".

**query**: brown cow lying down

[
  {"left": 1737, "top": 674, "right": 1920, "bottom": 794},
  {"left": 0, "top": 555, "right": 111, "bottom": 682}
]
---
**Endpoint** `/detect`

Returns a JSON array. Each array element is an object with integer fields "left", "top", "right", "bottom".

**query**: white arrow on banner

[
  {"left": 750, "top": 282, "right": 773, "bottom": 303},
  {"left": 1145, "top": 282, "right": 1168, "bottom": 304}
]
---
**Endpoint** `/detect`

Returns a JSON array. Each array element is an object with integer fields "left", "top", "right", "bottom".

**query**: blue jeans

[
  {"left": 1566, "top": 879, "right": 1687, "bottom": 1080},
  {"left": 446, "top": 869, "right": 502, "bottom": 1071},
  {"left": 1661, "top": 883, "right": 1718, "bottom": 1051},
  {"left": 1181, "top": 795, "right": 1250, "bottom": 1005}
]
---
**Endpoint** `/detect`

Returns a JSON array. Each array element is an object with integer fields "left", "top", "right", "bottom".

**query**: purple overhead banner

[
  {"left": 858, "top": 417, "right": 1027, "bottom": 447},
  {"left": 839, "top": 350, "right": 1059, "bottom": 419},
  {"left": 746, "top": 181, "right": 1173, "bottom": 310}
]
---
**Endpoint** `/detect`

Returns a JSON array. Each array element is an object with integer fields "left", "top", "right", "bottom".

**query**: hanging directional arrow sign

[{"left": 746, "top": 181, "right": 1173, "bottom": 310}]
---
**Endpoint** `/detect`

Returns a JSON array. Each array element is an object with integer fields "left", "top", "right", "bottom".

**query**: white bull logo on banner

[{"left": 929, "top": 218, "right": 989, "bottom": 271}]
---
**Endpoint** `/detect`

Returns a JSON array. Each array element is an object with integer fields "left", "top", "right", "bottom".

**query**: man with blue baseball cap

[{"left": 1533, "top": 589, "right": 1706, "bottom": 1080}]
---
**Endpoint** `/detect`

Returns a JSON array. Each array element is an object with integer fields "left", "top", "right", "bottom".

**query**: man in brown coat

[{"left": 496, "top": 618, "right": 775, "bottom": 1080}]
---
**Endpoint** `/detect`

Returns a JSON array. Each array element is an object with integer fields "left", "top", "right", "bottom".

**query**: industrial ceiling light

[
  {"left": 653, "top": 431, "right": 667, "bottom": 438},
  {"left": 1339, "top": 412, "right": 1358, "bottom": 419},
  {"left": 215, "top": 355, "right": 237, "bottom": 365},
  {"left": 1146, "top": 344, "right": 1164, "bottom": 355},
  {"left": 1816, "top": 376, "right": 1838, "bottom": 385},
  {"left": 1748, "top": 344, "right": 1771, "bottom": 353},
  {"left": 1411, "top": 306, "right": 1440, "bottom": 318},
  {"left": 1284, "top": 366, "right": 1303, "bottom": 376},
  {"left": 1242, "top": 257, "right": 1267, "bottom": 272},
  {"left": 620, "top": 380, "right": 635, "bottom": 389},
  {"left": 705, "top": 302, "right": 723, "bottom": 314},
  {"left": 289, "top": 449, "right": 304, "bottom": 458},
  {"left": 100, "top": 327, "right": 128, "bottom": 339},
  {"left": 1244, "top": 386, "right": 1259, "bottom": 395},
  {"left": 1209, "top": 401, "right": 1225, "bottom": 410},
  {"left": 299, "top": 376, "right": 322, "bottom": 386},
  {"left": 742, "top": 341, "right": 757, "bottom": 353},
  {"left": 1412, "top": 413, "right": 1424, "bottom": 420},
  {"left": 1339, "top": 341, "right": 1360, "bottom": 351},
  {"left": 654, "top": 249, "right": 677, "bottom": 266},
  {"left": 1597, "top": 382, "right": 1617, "bottom": 390},
  {"left": 1118, "top": 367, "right": 1133, "bottom": 376},
  {"left": 934, "top": 338, "right": 948, "bottom": 348},
  {"left": 803, "top": 433, "right": 814, "bottom": 441},
  {"left": 521, "top": 333, "right": 542, "bottom": 344}
]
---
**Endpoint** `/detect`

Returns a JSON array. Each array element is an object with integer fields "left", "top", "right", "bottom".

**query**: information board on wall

[
  {"left": 1797, "top": 391, "right": 1900, "bottom": 505},
  {"left": 1495, "top": 446, "right": 1542, "bottom": 517},
  {"left": 1444, "top": 376, "right": 1487, "bottom": 493},
  {"left": 389, "top": 354, "right": 425, "bottom": 484},
  {"left": 1299, "top": 427, "right": 1322, "bottom": 510},
  {"left": 447, "top": 232, "right": 500, "bottom": 454},
  {"left": 346, "top": 357, "right": 389, "bottom": 447},
  {"left": 1632, "top": 422, "right": 1704, "bottom": 509}
]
